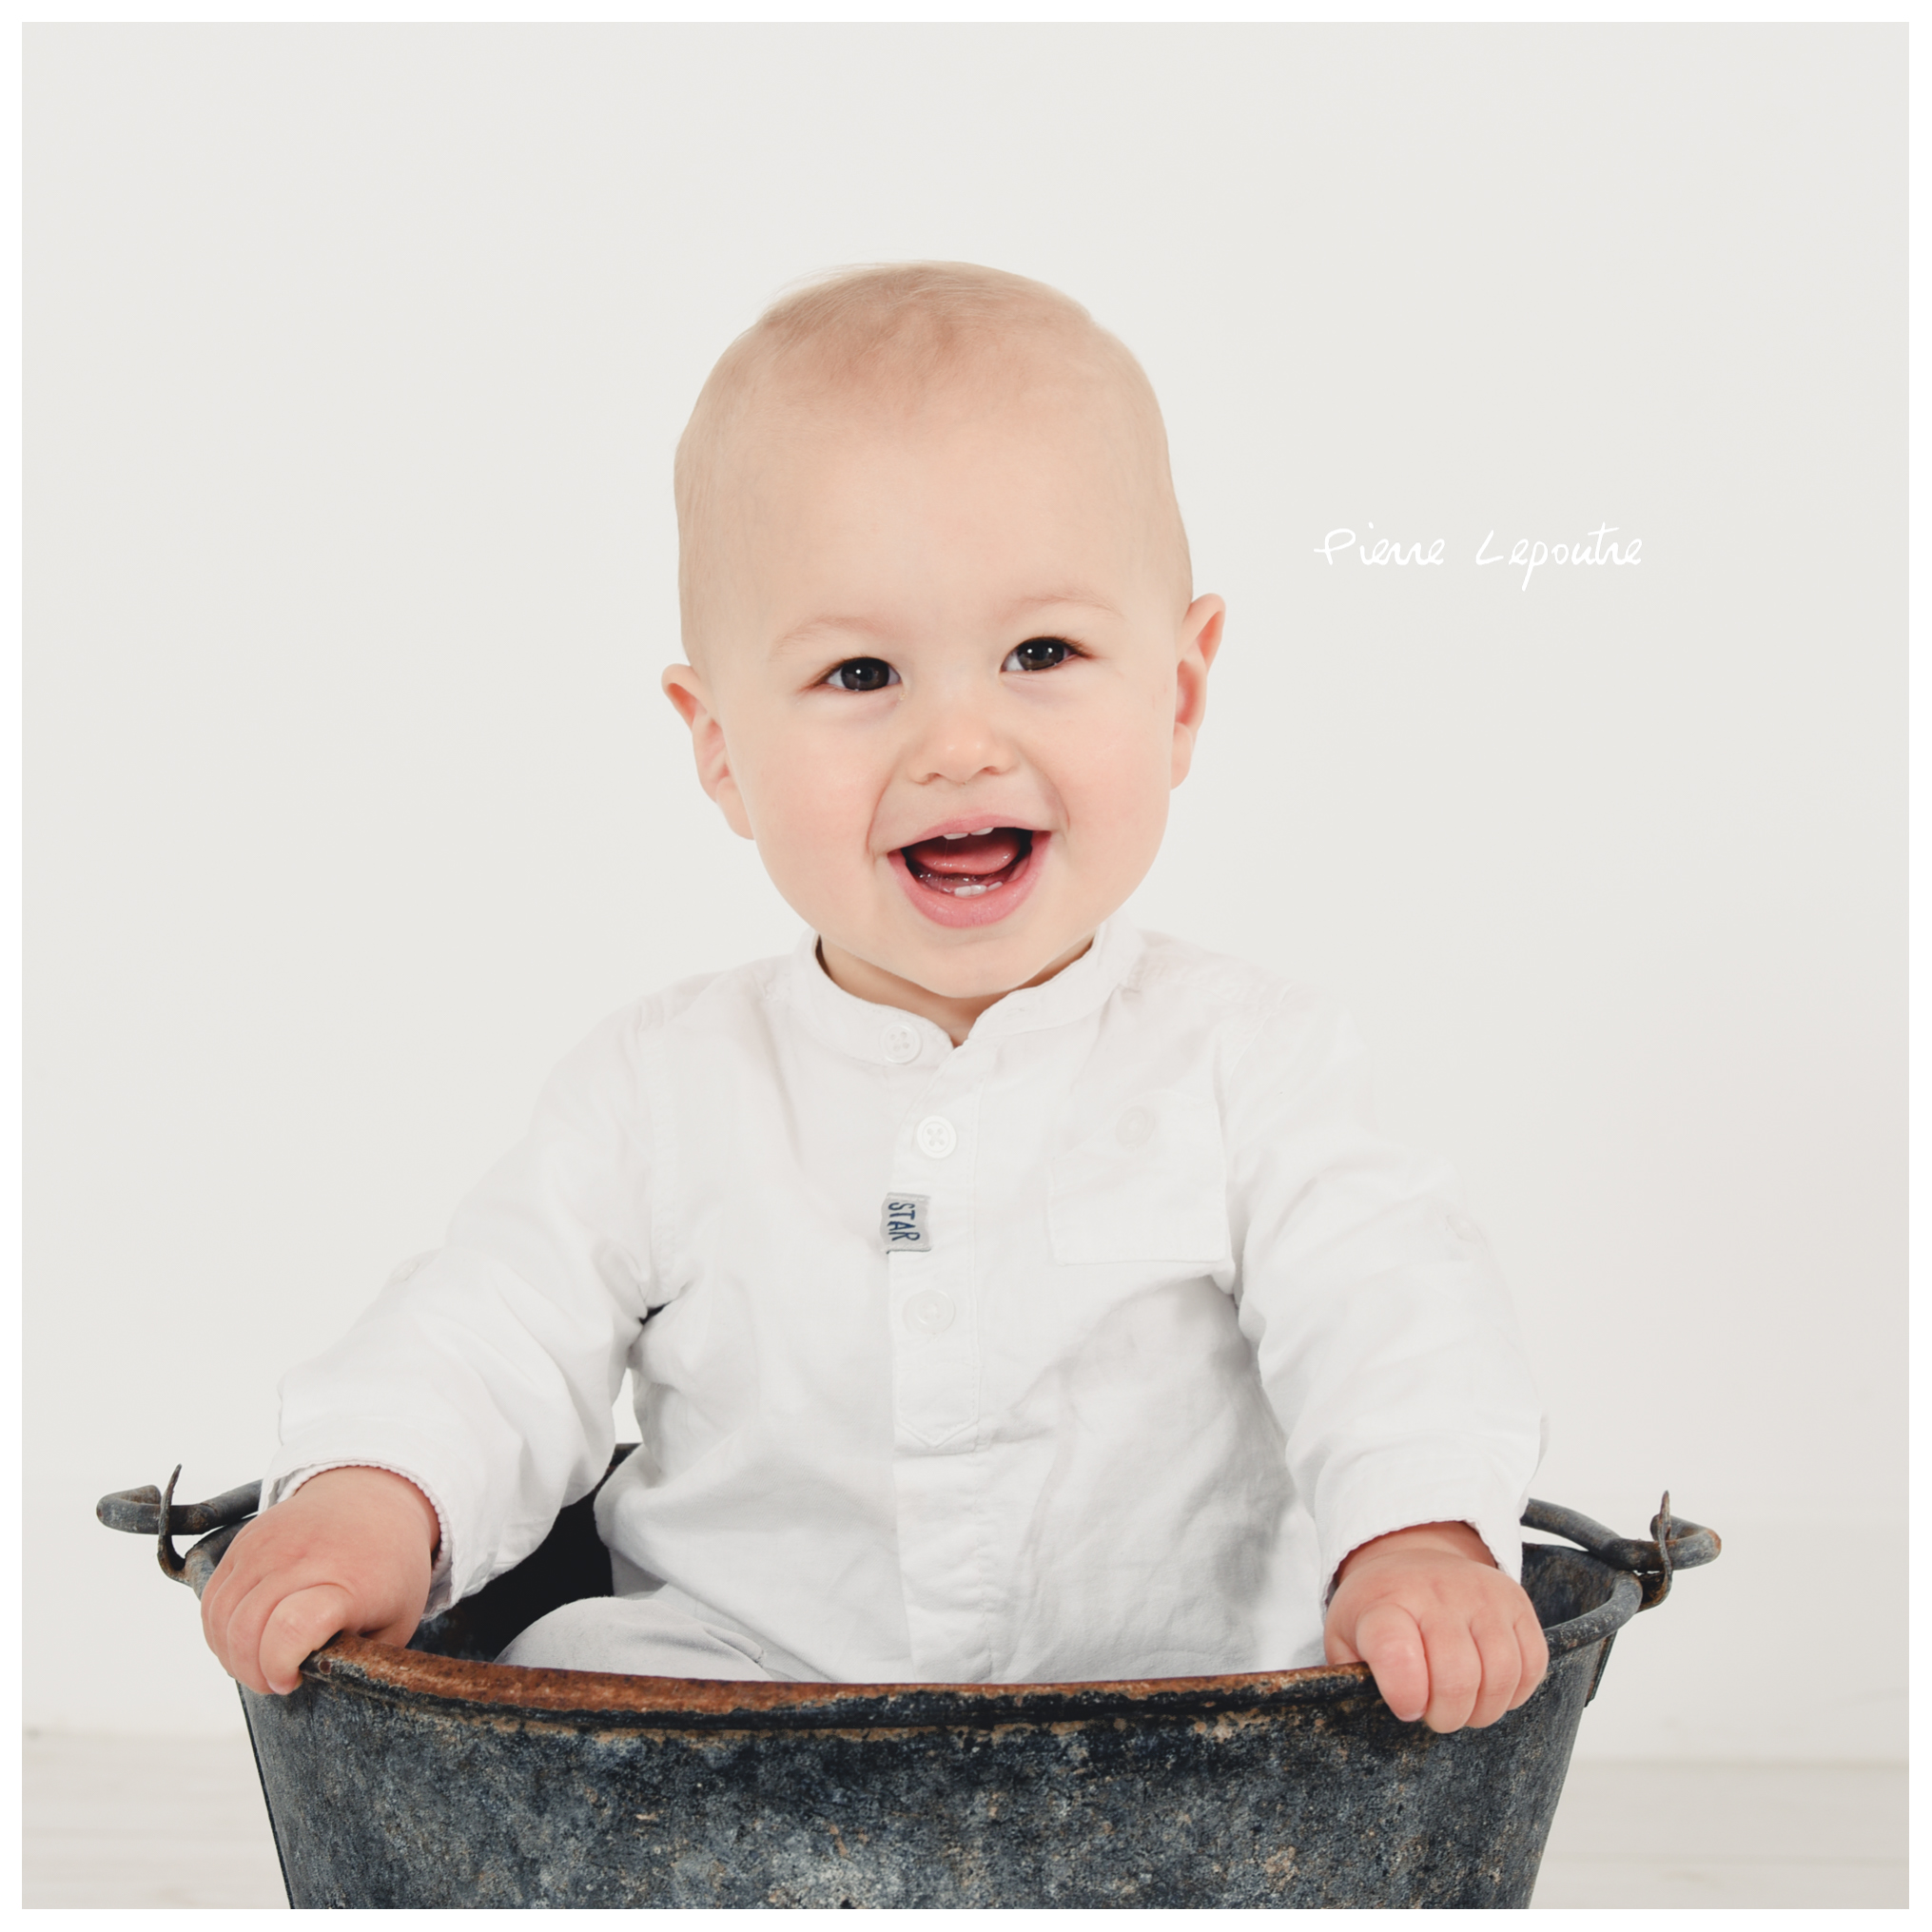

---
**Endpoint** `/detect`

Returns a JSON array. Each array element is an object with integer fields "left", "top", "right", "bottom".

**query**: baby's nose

[{"left": 907, "top": 687, "right": 1016, "bottom": 785}]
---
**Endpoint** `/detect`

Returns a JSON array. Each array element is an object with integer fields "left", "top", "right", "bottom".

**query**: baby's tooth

[
  {"left": 942, "top": 832, "right": 966, "bottom": 840},
  {"left": 972, "top": 827, "right": 993, "bottom": 834}
]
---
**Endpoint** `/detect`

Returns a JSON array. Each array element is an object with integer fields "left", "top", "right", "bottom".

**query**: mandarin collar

[{"left": 780, "top": 918, "right": 1147, "bottom": 1065}]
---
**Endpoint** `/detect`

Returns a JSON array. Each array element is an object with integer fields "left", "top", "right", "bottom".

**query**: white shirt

[{"left": 265, "top": 920, "right": 1544, "bottom": 1683}]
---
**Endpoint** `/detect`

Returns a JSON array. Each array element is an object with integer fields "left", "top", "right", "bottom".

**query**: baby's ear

[
  {"left": 661, "top": 664, "right": 755, "bottom": 839},
  {"left": 1171, "top": 595, "right": 1225, "bottom": 786}
]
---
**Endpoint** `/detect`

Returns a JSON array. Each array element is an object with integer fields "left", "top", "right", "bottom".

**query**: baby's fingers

[
  {"left": 1509, "top": 1609, "right": 1551, "bottom": 1709},
  {"left": 1420, "top": 1623, "right": 1483, "bottom": 1733},
  {"left": 203, "top": 1564, "right": 287, "bottom": 1695},
  {"left": 259, "top": 1584, "right": 356, "bottom": 1696},
  {"left": 1353, "top": 1604, "right": 1430, "bottom": 1724},
  {"left": 1463, "top": 1613, "right": 1524, "bottom": 1729},
  {"left": 198, "top": 1529, "right": 263, "bottom": 1655}
]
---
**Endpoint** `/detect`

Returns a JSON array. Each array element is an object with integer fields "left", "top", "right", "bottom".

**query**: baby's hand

[
  {"left": 200, "top": 1468, "right": 439, "bottom": 1695},
  {"left": 1322, "top": 1520, "right": 1549, "bottom": 1732}
]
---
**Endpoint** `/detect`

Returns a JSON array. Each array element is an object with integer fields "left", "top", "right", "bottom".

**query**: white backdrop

[{"left": 26, "top": 25, "right": 1903, "bottom": 1760}]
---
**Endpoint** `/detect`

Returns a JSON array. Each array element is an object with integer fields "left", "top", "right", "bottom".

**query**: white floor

[
  {"left": 24, "top": 1733, "right": 287, "bottom": 1909},
  {"left": 20, "top": 1733, "right": 1907, "bottom": 1909},
  {"left": 1532, "top": 1762, "right": 1906, "bottom": 1909}
]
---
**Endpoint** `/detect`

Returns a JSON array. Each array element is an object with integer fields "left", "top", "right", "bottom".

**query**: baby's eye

[
  {"left": 824, "top": 657, "right": 900, "bottom": 693},
  {"left": 1002, "top": 636, "right": 1076, "bottom": 673}
]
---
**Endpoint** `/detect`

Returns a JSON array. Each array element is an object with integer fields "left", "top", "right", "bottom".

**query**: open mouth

[
  {"left": 891, "top": 824, "right": 1047, "bottom": 928},
  {"left": 899, "top": 826, "right": 1036, "bottom": 898}
]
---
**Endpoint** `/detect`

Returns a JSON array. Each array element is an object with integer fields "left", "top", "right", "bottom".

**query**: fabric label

[{"left": 881, "top": 1195, "right": 932, "bottom": 1251}]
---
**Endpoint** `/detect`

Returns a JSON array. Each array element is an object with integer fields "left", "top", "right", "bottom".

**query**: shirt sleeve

[
  {"left": 1222, "top": 988, "right": 1546, "bottom": 1601},
  {"left": 260, "top": 1006, "right": 659, "bottom": 1609}
]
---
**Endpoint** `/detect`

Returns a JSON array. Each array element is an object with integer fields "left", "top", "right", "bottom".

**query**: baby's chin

[
  {"left": 783, "top": 845, "right": 1129, "bottom": 1010},
  {"left": 856, "top": 919, "right": 1101, "bottom": 1006}
]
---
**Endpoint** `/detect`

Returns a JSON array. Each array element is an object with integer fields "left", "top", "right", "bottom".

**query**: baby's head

[{"left": 663, "top": 263, "right": 1222, "bottom": 1036}]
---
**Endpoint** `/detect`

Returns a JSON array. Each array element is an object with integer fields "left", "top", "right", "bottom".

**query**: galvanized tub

[{"left": 99, "top": 1459, "right": 1717, "bottom": 1908}]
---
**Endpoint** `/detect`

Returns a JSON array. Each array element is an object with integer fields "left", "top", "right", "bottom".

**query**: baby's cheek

[
  {"left": 1072, "top": 773, "right": 1169, "bottom": 904},
  {"left": 742, "top": 751, "right": 868, "bottom": 884}
]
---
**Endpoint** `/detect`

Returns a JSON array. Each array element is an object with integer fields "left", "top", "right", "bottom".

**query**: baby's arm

[
  {"left": 201, "top": 1468, "right": 441, "bottom": 1694},
  {"left": 1322, "top": 1521, "right": 1548, "bottom": 1731},
  {"left": 1221, "top": 990, "right": 1548, "bottom": 1729},
  {"left": 215, "top": 1005, "right": 662, "bottom": 1692}
]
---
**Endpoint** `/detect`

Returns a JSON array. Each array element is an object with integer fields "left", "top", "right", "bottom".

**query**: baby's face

[{"left": 666, "top": 365, "right": 1221, "bottom": 1018}]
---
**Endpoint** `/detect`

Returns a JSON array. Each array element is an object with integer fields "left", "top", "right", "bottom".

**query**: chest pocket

[{"left": 1047, "top": 1089, "right": 1231, "bottom": 1265}]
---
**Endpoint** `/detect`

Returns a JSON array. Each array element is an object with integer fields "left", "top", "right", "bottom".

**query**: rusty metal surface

[
  {"left": 95, "top": 1475, "right": 262, "bottom": 1539},
  {"left": 259, "top": 1555, "right": 1636, "bottom": 1734},
  {"left": 1521, "top": 1493, "right": 1718, "bottom": 1610},
  {"left": 243, "top": 1605, "right": 1609, "bottom": 1908},
  {"left": 98, "top": 1465, "right": 1714, "bottom": 1908}
]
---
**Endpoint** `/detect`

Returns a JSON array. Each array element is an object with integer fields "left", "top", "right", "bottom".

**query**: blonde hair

[{"left": 673, "top": 262, "right": 1191, "bottom": 657}]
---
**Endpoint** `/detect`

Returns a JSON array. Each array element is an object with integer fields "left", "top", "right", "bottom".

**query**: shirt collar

[{"left": 780, "top": 918, "right": 1147, "bottom": 1065}]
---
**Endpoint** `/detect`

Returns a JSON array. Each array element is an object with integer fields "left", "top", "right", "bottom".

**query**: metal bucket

[{"left": 99, "top": 1459, "right": 1717, "bottom": 1908}]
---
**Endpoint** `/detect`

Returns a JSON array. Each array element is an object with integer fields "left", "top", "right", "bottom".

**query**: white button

[
  {"left": 903, "top": 1288, "right": 956, "bottom": 1335},
  {"left": 882, "top": 1024, "right": 920, "bottom": 1064},
  {"left": 1447, "top": 1213, "right": 1482, "bottom": 1244},
  {"left": 916, "top": 1116, "right": 957, "bottom": 1159},
  {"left": 1116, "top": 1104, "right": 1154, "bottom": 1149}
]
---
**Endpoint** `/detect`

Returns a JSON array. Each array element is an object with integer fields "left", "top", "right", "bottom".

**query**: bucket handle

[
  {"left": 96, "top": 1469, "right": 260, "bottom": 1589},
  {"left": 1521, "top": 1493, "right": 1719, "bottom": 1610}
]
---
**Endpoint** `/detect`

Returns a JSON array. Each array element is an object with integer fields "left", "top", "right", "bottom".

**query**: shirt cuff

[{"left": 264, "top": 1460, "right": 457, "bottom": 1616}]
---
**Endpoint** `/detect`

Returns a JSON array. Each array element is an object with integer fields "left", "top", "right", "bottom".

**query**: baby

[{"left": 203, "top": 263, "right": 1548, "bottom": 1733}]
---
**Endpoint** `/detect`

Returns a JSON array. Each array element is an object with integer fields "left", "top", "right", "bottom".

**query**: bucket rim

[{"left": 291, "top": 1551, "right": 1641, "bottom": 1732}]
